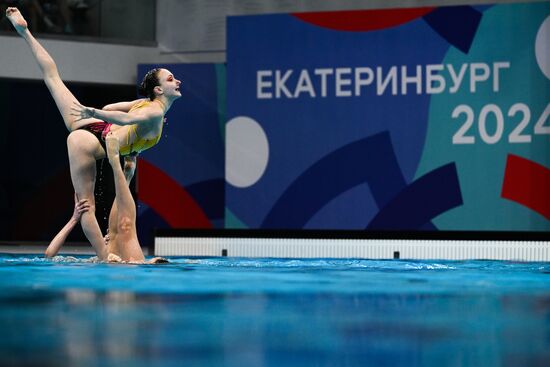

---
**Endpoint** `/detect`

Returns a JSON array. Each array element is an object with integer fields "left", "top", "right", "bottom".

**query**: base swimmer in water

[
  {"left": 45, "top": 136, "right": 167, "bottom": 264},
  {"left": 6, "top": 7, "right": 181, "bottom": 260}
]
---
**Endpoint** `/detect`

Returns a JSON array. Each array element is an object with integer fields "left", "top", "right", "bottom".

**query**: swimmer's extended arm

[
  {"left": 71, "top": 101, "right": 163, "bottom": 126},
  {"left": 45, "top": 196, "right": 90, "bottom": 258},
  {"left": 102, "top": 99, "right": 147, "bottom": 113}
]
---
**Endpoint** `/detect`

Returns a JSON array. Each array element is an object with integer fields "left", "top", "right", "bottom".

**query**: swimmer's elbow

[{"left": 44, "top": 248, "right": 55, "bottom": 258}]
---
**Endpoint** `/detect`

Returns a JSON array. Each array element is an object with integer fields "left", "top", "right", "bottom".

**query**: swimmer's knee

[
  {"left": 117, "top": 216, "right": 133, "bottom": 234},
  {"left": 66, "top": 131, "right": 80, "bottom": 148},
  {"left": 43, "top": 70, "right": 62, "bottom": 87}
]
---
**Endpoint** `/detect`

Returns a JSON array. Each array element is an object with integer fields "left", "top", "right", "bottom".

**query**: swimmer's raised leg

[
  {"left": 104, "top": 155, "right": 136, "bottom": 257},
  {"left": 105, "top": 134, "right": 145, "bottom": 262},
  {"left": 7, "top": 7, "right": 107, "bottom": 260},
  {"left": 106, "top": 135, "right": 137, "bottom": 226},
  {"left": 6, "top": 7, "right": 92, "bottom": 131}
]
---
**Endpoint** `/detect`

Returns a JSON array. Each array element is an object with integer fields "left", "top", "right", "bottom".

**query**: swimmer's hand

[
  {"left": 6, "top": 7, "right": 28, "bottom": 34},
  {"left": 107, "top": 253, "right": 122, "bottom": 263},
  {"left": 71, "top": 193, "right": 90, "bottom": 223},
  {"left": 70, "top": 101, "right": 96, "bottom": 122}
]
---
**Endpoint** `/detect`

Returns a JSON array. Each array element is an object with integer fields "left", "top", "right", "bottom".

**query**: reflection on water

[{"left": 0, "top": 255, "right": 550, "bottom": 366}]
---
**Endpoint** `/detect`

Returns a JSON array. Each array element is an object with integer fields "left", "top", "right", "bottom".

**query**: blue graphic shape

[
  {"left": 186, "top": 179, "right": 225, "bottom": 220},
  {"left": 367, "top": 163, "right": 463, "bottom": 229},
  {"left": 304, "top": 183, "right": 379, "bottom": 230},
  {"left": 261, "top": 132, "right": 409, "bottom": 229},
  {"left": 424, "top": 6, "right": 482, "bottom": 53}
]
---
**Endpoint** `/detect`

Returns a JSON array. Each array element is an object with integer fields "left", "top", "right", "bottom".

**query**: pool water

[{"left": 1, "top": 254, "right": 550, "bottom": 366}]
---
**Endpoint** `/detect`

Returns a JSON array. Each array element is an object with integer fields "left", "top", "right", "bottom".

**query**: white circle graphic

[
  {"left": 226, "top": 116, "right": 269, "bottom": 188},
  {"left": 536, "top": 15, "right": 550, "bottom": 79}
]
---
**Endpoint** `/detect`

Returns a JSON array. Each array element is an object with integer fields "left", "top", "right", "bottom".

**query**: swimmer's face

[{"left": 157, "top": 68, "right": 182, "bottom": 99}]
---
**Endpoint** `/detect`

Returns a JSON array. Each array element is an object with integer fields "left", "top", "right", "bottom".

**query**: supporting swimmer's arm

[
  {"left": 45, "top": 196, "right": 89, "bottom": 258},
  {"left": 102, "top": 99, "right": 147, "bottom": 113},
  {"left": 71, "top": 101, "right": 162, "bottom": 126},
  {"left": 45, "top": 218, "right": 79, "bottom": 258}
]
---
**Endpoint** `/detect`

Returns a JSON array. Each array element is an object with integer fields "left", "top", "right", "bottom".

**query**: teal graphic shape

[{"left": 416, "top": 3, "right": 550, "bottom": 231}]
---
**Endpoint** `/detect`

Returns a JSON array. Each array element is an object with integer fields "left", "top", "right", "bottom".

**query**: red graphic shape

[
  {"left": 138, "top": 158, "right": 212, "bottom": 228},
  {"left": 501, "top": 154, "right": 550, "bottom": 221},
  {"left": 292, "top": 7, "right": 435, "bottom": 32}
]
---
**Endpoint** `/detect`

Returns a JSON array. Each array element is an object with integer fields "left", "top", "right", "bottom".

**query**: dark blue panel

[
  {"left": 367, "top": 163, "right": 463, "bottom": 229},
  {"left": 424, "top": 6, "right": 482, "bottom": 54}
]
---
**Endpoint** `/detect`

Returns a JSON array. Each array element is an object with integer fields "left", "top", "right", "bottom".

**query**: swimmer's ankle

[{"left": 6, "top": 8, "right": 29, "bottom": 35}]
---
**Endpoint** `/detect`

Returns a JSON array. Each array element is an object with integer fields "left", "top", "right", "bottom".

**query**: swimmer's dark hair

[{"left": 138, "top": 68, "right": 161, "bottom": 100}]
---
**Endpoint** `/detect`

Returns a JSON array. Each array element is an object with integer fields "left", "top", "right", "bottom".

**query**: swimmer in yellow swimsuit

[
  {"left": 118, "top": 99, "right": 165, "bottom": 155},
  {"left": 7, "top": 7, "right": 181, "bottom": 260},
  {"left": 76, "top": 98, "right": 166, "bottom": 156}
]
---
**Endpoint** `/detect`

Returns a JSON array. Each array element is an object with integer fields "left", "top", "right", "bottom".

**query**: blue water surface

[{"left": 1, "top": 254, "right": 550, "bottom": 366}]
